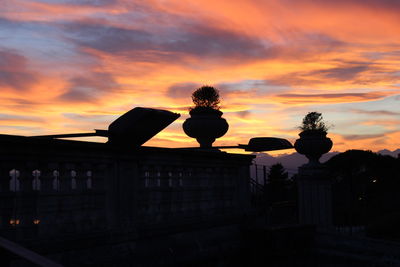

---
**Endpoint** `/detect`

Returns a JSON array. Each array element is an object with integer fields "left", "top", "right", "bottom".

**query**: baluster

[
  {"left": 52, "top": 170, "right": 60, "bottom": 191},
  {"left": 71, "top": 170, "right": 77, "bottom": 190}
]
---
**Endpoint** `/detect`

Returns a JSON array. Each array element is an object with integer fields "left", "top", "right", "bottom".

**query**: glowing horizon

[{"left": 1, "top": 0, "right": 399, "bottom": 153}]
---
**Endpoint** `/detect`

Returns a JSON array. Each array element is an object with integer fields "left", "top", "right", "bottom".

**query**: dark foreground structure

[
  {"left": 2, "top": 136, "right": 400, "bottom": 267},
  {"left": 0, "top": 133, "right": 258, "bottom": 266},
  {"left": 1, "top": 108, "right": 400, "bottom": 266}
]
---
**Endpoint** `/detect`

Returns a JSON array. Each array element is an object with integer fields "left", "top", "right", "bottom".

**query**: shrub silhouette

[
  {"left": 191, "top": 86, "right": 220, "bottom": 111},
  {"left": 299, "top": 111, "right": 329, "bottom": 132}
]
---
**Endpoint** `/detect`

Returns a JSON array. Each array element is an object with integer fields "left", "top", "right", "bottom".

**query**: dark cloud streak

[
  {"left": 166, "top": 82, "right": 201, "bottom": 99},
  {"left": 277, "top": 92, "right": 385, "bottom": 100},
  {"left": 342, "top": 134, "right": 384, "bottom": 140},
  {"left": 311, "top": 65, "right": 369, "bottom": 81},
  {"left": 235, "top": 110, "right": 251, "bottom": 118},
  {"left": 269, "top": 64, "right": 371, "bottom": 86},
  {"left": 58, "top": 72, "right": 118, "bottom": 103},
  {"left": 0, "top": 50, "right": 38, "bottom": 90},
  {"left": 0, "top": 113, "right": 44, "bottom": 122},
  {"left": 65, "top": 22, "right": 271, "bottom": 62}
]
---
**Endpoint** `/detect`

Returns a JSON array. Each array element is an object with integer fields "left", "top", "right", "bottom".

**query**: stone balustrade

[{"left": 0, "top": 134, "right": 254, "bottom": 244}]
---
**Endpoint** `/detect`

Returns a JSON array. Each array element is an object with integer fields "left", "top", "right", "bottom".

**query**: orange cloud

[{"left": 0, "top": 0, "right": 399, "bottom": 153}]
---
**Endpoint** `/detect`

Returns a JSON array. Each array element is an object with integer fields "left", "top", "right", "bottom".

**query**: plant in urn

[
  {"left": 183, "top": 86, "right": 229, "bottom": 148},
  {"left": 294, "top": 112, "right": 333, "bottom": 166}
]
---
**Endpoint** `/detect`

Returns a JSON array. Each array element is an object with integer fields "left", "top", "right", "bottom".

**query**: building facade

[{"left": 0, "top": 134, "right": 254, "bottom": 265}]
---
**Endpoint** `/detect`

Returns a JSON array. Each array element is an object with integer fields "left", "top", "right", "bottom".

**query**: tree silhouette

[
  {"left": 265, "top": 163, "right": 289, "bottom": 205},
  {"left": 326, "top": 149, "right": 400, "bottom": 239},
  {"left": 299, "top": 111, "right": 329, "bottom": 132},
  {"left": 191, "top": 85, "right": 220, "bottom": 110},
  {"left": 268, "top": 163, "right": 288, "bottom": 183}
]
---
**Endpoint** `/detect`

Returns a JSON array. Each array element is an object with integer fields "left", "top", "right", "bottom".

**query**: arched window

[
  {"left": 52, "top": 170, "right": 60, "bottom": 191},
  {"left": 9, "top": 218, "right": 20, "bottom": 226},
  {"left": 156, "top": 171, "right": 161, "bottom": 187},
  {"left": 32, "top": 169, "right": 41, "bottom": 191},
  {"left": 9, "top": 169, "right": 20, "bottom": 192},
  {"left": 178, "top": 172, "right": 183, "bottom": 187},
  {"left": 168, "top": 171, "right": 173, "bottom": 187},
  {"left": 144, "top": 171, "right": 150, "bottom": 187},
  {"left": 71, "top": 170, "right": 77, "bottom": 190},
  {"left": 86, "top": 170, "right": 92, "bottom": 189}
]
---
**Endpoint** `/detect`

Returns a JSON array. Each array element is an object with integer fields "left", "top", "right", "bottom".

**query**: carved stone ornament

[
  {"left": 294, "top": 130, "right": 333, "bottom": 166},
  {"left": 183, "top": 108, "right": 229, "bottom": 148}
]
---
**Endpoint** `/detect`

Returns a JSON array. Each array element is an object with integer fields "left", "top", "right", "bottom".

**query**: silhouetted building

[
  {"left": 0, "top": 134, "right": 253, "bottom": 266},
  {"left": 2, "top": 108, "right": 400, "bottom": 266}
]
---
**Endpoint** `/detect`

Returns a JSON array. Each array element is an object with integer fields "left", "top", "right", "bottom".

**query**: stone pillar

[
  {"left": 297, "top": 165, "right": 333, "bottom": 228},
  {"left": 294, "top": 130, "right": 333, "bottom": 229}
]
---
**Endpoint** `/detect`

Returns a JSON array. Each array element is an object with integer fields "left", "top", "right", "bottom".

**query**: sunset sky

[{"left": 1, "top": 0, "right": 399, "bottom": 153}]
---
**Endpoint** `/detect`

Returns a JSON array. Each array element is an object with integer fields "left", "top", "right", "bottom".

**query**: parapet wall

[{"left": 0, "top": 134, "right": 254, "bottom": 264}]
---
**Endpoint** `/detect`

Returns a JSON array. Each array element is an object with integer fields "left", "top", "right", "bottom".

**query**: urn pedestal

[
  {"left": 294, "top": 130, "right": 333, "bottom": 166},
  {"left": 294, "top": 130, "right": 334, "bottom": 229},
  {"left": 183, "top": 109, "right": 229, "bottom": 148}
]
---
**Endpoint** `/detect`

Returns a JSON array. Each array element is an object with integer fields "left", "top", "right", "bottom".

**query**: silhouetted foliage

[
  {"left": 265, "top": 163, "right": 292, "bottom": 206},
  {"left": 191, "top": 86, "right": 220, "bottom": 111},
  {"left": 268, "top": 163, "right": 288, "bottom": 183},
  {"left": 325, "top": 149, "right": 400, "bottom": 240},
  {"left": 299, "top": 111, "right": 329, "bottom": 132}
]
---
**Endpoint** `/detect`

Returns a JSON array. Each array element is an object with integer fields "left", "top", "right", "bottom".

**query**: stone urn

[
  {"left": 294, "top": 130, "right": 333, "bottom": 166},
  {"left": 183, "top": 108, "right": 229, "bottom": 148}
]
